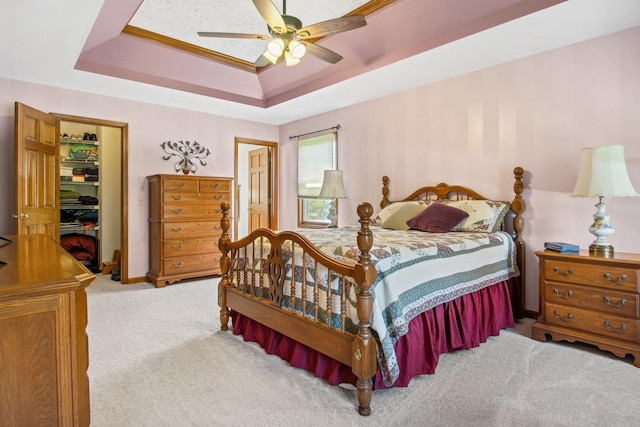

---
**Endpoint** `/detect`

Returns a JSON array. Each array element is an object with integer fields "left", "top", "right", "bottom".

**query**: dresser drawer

[
  {"left": 163, "top": 253, "right": 221, "bottom": 275},
  {"left": 163, "top": 204, "right": 224, "bottom": 220},
  {"left": 199, "top": 179, "right": 231, "bottom": 192},
  {"left": 163, "top": 192, "right": 230, "bottom": 204},
  {"left": 544, "top": 282, "right": 639, "bottom": 318},
  {"left": 543, "top": 260, "right": 638, "bottom": 292},
  {"left": 163, "top": 221, "right": 221, "bottom": 238},
  {"left": 163, "top": 237, "right": 219, "bottom": 257},
  {"left": 162, "top": 178, "right": 198, "bottom": 192},
  {"left": 544, "top": 302, "right": 639, "bottom": 342}
]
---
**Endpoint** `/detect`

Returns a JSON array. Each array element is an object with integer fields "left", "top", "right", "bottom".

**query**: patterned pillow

[
  {"left": 380, "top": 203, "right": 428, "bottom": 230},
  {"left": 374, "top": 201, "right": 429, "bottom": 226},
  {"left": 446, "top": 200, "right": 511, "bottom": 233},
  {"left": 406, "top": 202, "right": 469, "bottom": 233}
]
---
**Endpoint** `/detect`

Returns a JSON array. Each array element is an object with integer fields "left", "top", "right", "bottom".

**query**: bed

[{"left": 217, "top": 167, "right": 526, "bottom": 416}]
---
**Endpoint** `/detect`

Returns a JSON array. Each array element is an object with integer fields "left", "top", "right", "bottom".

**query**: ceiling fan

[{"left": 197, "top": 0, "right": 367, "bottom": 67}]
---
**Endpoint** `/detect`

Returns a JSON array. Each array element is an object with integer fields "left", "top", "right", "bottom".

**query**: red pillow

[{"left": 406, "top": 202, "right": 469, "bottom": 232}]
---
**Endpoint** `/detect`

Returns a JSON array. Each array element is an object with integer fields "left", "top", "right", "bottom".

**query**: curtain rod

[{"left": 289, "top": 124, "right": 340, "bottom": 140}]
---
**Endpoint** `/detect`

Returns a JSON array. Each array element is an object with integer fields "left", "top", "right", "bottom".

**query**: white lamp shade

[
  {"left": 318, "top": 170, "right": 347, "bottom": 199},
  {"left": 571, "top": 145, "right": 638, "bottom": 198}
]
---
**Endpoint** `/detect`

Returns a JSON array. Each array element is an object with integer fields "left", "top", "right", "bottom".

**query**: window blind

[{"left": 297, "top": 132, "right": 336, "bottom": 198}]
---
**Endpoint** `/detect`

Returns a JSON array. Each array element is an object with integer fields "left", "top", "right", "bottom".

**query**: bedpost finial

[
  {"left": 513, "top": 167, "right": 524, "bottom": 179},
  {"left": 357, "top": 202, "right": 373, "bottom": 220},
  {"left": 381, "top": 176, "right": 390, "bottom": 209}
]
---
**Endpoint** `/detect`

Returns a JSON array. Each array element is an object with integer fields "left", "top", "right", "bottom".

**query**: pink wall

[
  {"left": 0, "top": 80, "right": 278, "bottom": 279},
  {"left": 279, "top": 27, "right": 640, "bottom": 312}
]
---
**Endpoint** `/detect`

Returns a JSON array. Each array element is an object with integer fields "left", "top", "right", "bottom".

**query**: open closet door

[{"left": 13, "top": 102, "right": 60, "bottom": 240}]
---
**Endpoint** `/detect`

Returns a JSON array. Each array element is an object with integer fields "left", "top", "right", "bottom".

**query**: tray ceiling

[
  {"left": 75, "top": 0, "right": 567, "bottom": 108},
  {"left": 4, "top": 0, "right": 640, "bottom": 125}
]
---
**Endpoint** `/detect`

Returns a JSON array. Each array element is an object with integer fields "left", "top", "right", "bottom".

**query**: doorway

[
  {"left": 52, "top": 113, "right": 130, "bottom": 283},
  {"left": 234, "top": 137, "right": 278, "bottom": 239}
]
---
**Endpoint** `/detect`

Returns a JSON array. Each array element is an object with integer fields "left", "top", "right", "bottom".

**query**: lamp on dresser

[
  {"left": 318, "top": 169, "right": 347, "bottom": 228},
  {"left": 571, "top": 145, "right": 638, "bottom": 256}
]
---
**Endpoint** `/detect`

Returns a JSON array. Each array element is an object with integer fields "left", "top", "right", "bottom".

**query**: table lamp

[
  {"left": 318, "top": 170, "right": 347, "bottom": 228},
  {"left": 571, "top": 145, "right": 638, "bottom": 256}
]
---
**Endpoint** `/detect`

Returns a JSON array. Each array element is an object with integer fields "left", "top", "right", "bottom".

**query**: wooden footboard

[{"left": 218, "top": 202, "right": 378, "bottom": 416}]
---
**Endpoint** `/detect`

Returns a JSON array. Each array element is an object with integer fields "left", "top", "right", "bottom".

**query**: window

[{"left": 297, "top": 131, "right": 337, "bottom": 227}]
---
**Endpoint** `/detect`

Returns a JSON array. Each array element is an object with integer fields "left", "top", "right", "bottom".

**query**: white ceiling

[
  {"left": 2, "top": 0, "right": 640, "bottom": 125},
  {"left": 129, "top": 0, "right": 372, "bottom": 64}
]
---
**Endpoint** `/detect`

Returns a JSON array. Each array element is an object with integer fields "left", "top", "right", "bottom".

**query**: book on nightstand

[{"left": 544, "top": 242, "right": 580, "bottom": 253}]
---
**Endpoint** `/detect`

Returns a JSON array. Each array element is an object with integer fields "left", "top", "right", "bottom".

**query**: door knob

[{"left": 12, "top": 213, "right": 29, "bottom": 220}]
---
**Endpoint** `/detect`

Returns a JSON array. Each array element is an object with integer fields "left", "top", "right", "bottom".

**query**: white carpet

[{"left": 86, "top": 276, "right": 640, "bottom": 426}]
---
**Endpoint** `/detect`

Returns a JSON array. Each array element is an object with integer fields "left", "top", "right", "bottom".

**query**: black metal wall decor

[{"left": 160, "top": 140, "right": 211, "bottom": 174}]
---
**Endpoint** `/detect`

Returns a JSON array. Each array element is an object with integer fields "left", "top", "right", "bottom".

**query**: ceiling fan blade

[
  {"left": 198, "top": 32, "right": 269, "bottom": 40},
  {"left": 252, "top": 0, "right": 287, "bottom": 34},
  {"left": 303, "top": 42, "right": 343, "bottom": 64},
  {"left": 296, "top": 15, "right": 366, "bottom": 39}
]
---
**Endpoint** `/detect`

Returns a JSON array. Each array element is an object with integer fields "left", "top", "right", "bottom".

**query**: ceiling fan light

[
  {"left": 284, "top": 50, "right": 300, "bottom": 66},
  {"left": 289, "top": 40, "right": 306, "bottom": 60},
  {"left": 262, "top": 50, "right": 280, "bottom": 65},
  {"left": 267, "top": 38, "right": 285, "bottom": 57}
]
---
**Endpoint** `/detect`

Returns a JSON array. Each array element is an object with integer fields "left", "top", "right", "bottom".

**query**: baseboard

[
  {"left": 524, "top": 309, "right": 538, "bottom": 319},
  {"left": 122, "top": 276, "right": 147, "bottom": 284}
]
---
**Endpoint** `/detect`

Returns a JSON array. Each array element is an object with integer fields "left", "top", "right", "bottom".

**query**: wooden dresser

[
  {"left": 146, "top": 174, "right": 232, "bottom": 287},
  {"left": 0, "top": 234, "right": 95, "bottom": 426},
  {"left": 532, "top": 250, "right": 640, "bottom": 367}
]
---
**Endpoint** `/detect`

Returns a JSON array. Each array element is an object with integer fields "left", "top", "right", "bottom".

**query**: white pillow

[
  {"left": 374, "top": 201, "right": 429, "bottom": 226},
  {"left": 446, "top": 200, "right": 511, "bottom": 233}
]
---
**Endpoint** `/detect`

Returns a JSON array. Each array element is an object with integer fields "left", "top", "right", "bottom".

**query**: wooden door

[
  {"left": 14, "top": 103, "right": 59, "bottom": 240},
  {"left": 248, "top": 147, "right": 270, "bottom": 232}
]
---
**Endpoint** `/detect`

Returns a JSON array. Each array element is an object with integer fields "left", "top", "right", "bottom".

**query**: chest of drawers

[
  {"left": 532, "top": 250, "right": 640, "bottom": 367},
  {"left": 146, "top": 174, "right": 232, "bottom": 287}
]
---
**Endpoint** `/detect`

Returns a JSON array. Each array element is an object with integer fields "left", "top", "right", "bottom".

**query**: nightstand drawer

[
  {"left": 544, "top": 302, "right": 639, "bottom": 342},
  {"left": 543, "top": 260, "right": 638, "bottom": 292},
  {"left": 543, "top": 282, "right": 639, "bottom": 318}
]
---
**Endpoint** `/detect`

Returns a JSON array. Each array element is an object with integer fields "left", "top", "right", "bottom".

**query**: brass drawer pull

[
  {"left": 171, "top": 194, "right": 182, "bottom": 200},
  {"left": 171, "top": 208, "right": 183, "bottom": 214},
  {"left": 553, "top": 310, "right": 573, "bottom": 321},
  {"left": 171, "top": 227, "right": 184, "bottom": 232},
  {"left": 176, "top": 182, "right": 187, "bottom": 187},
  {"left": 211, "top": 183, "right": 220, "bottom": 188},
  {"left": 553, "top": 289, "right": 573, "bottom": 299},
  {"left": 171, "top": 244, "right": 183, "bottom": 250},
  {"left": 603, "top": 296, "right": 626, "bottom": 307},
  {"left": 214, "top": 195, "right": 224, "bottom": 200},
  {"left": 603, "top": 320, "right": 627, "bottom": 332},
  {"left": 172, "top": 261, "right": 184, "bottom": 268},
  {"left": 553, "top": 266, "right": 573, "bottom": 277},
  {"left": 603, "top": 272, "right": 628, "bottom": 284}
]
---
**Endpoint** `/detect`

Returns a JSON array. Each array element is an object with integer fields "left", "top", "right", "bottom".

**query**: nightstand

[{"left": 532, "top": 249, "right": 640, "bottom": 367}]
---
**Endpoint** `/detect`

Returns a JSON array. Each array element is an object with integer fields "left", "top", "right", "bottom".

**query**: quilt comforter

[{"left": 231, "top": 226, "right": 519, "bottom": 386}]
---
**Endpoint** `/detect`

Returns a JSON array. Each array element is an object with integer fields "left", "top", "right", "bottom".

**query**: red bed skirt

[{"left": 231, "top": 280, "right": 515, "bottom": 389}]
